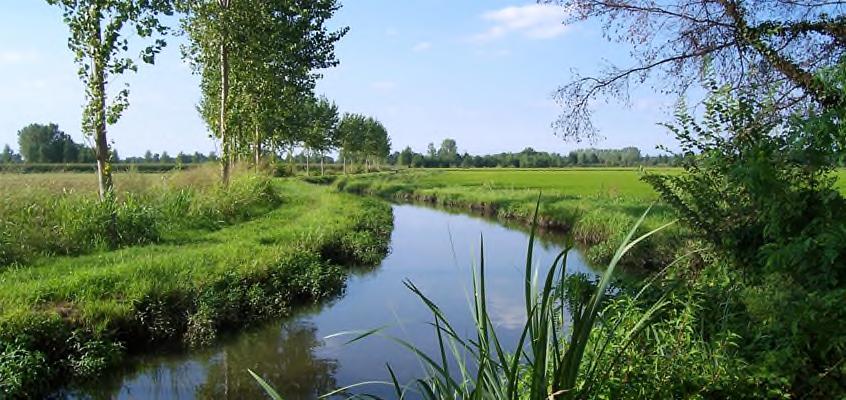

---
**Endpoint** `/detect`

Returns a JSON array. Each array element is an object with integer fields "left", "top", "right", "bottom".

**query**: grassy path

[{"left": 0, "top": 180, "right": 392, "bottom": 398}]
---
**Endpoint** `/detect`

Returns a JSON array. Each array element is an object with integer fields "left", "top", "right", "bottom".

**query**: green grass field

[
  {"left": 0, "top": 175, "right": 392, "bottom": 398},
  {"left": 396, "top": 168, "right": 669, "bottom": 198},
  {"left": 332, "top": 169, "right": 683, "bottom": 270},
  {"left": 333, "top": 167, "right": 846, "bottom": 268}
]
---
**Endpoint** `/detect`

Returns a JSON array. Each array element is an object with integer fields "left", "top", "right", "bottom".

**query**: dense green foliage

[
  {"left": 15, "top": 123, "right": 95, "bottom": 163},
  {"left": 336, "top": 113, "right": 391, "bottom": 172},
  {"left": 644, "top": 76, "right": 846, "bottom": 395},
  {"left": 181, "top": 0, "right": 349, "bottom": 182},
  {"left": 0, "top": 174, "right": 393, "bottom": 398}
]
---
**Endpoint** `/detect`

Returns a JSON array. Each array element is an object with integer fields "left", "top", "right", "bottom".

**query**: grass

[
  {"left": 397, "top": 168, "right": 665, "bottom": 198},
  {"left": 253, "top": 204, "right": 748, "bottom": 399},
  {"left": 332, "top": 169, "right": 684, "bottom": 270},
  {"left": 0, "top": 167, "right": 283, "bottom": 266},
  {"left": 330, "top": 167, "right": 846, "bottom": 269},
  {"left": 0, "top": 172, "right": 393, "bottom": 398}
]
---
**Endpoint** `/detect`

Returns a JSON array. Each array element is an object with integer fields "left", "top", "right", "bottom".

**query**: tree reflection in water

[{"left": 196, "top": 319, "right": 337, "bottom": 399}]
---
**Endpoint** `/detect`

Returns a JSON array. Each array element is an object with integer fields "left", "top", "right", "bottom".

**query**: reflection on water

[{"left": 59, "top": 204, "right": 596, "bottom": 399}]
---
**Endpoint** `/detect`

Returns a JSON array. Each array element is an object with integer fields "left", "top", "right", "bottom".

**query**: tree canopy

[
  {"left": 181, "top": 0, "right": 348, "bottom": 182},
  {"left": 544, "top": 0, "right": 846, "bottom": 141},
  {"left": 16, "top": 123, "right": 95, "bottom": 163}
]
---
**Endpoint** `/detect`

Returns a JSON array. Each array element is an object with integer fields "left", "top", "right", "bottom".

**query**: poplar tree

[
  {"left": 181, "top": 0, "right": 347, "bottom": 183},
  {"left": 47, "top": 0, "right": 172, "bottom": 198}
]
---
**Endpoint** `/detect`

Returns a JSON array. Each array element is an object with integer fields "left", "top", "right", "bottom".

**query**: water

[{"left": 59, "top": 204, "right": 597, "bottom": 399}]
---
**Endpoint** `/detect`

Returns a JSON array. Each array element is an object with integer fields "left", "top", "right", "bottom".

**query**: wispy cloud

[
  {"left": 470, "top": 4, "right": 570, "bottom": 43},
  {"left": 385, "top": 27, "right": 399, "bottom": 37},
  {"left": 0, "top": 50, "right": 38, "bottom": 65},
  {"left": 412, "top": 41, "right": 433, "bottom": 52}
]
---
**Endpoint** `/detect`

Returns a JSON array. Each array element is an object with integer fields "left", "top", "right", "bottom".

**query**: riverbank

[
  {"left": 329, "top": 169, "right": 683, "bottom": 270},
  {"left": 0, "top": 178, "right": 393, "bottom": 398}
]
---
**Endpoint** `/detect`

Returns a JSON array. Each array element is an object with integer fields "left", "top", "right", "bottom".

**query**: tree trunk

[
  {"left": 91, "top": 16, "right": 113, "bottom": 200},
  {"left": 89, "top": 8, "right": 117, "bottom": 246},
  {"left": 254, "top": 123, "right": 261, "bottom": 172},
  {"left": 306, "top": 148, "right": 310, "bottom": 176},
  {"left": 320, "top": 153, "right": 325, "bottom": 176},
  {"left": 220, "top": 40, "right": 231, "bottom": 185}
]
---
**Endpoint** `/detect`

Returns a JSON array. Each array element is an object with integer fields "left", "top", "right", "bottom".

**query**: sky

[{"left": 0, "top": 1, "right": 678, "bottom": 158}]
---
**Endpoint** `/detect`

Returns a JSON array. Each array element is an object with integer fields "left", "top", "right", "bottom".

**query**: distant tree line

[
  {"left": 2, "top": 115, "right": 392, "bottom": 176},
  {"left": 0, "top": 123, "right": 222, "bottom": 166},
  {"left": 123, "top": 151, "right": 219, "bottom": 165},
  {"left": 390, "top": 139, "right": 681, "bottom": 168}
]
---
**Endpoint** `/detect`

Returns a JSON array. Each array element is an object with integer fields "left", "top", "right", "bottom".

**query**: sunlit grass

[
  {"left": 251, "top": 203, "right": 675, "bottom": 399},
  {"left": 0, "top": 178, "right": 393, "bottom": 397},
  {"left": 334, "top": 169, "right": 683, "bottom": 269}
]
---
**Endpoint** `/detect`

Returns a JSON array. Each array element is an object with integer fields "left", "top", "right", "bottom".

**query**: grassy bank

[
  {"left": 331, "top": 169, "right": 682, "bottom": 269},
  {"left": 0, "top": 168, "right": 286, "bottom": 267},
  {"left": 0, "top": 173, "right": 393, "bottom": 398}
]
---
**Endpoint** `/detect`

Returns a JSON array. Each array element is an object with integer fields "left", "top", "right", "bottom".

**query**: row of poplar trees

[{"left": 46, "top": 0, "right": 384, "bottom": 201}]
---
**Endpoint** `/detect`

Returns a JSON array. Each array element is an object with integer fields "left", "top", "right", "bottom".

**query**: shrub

[{"left": 643, "top": 72, "right": 846, "bottom": 395}]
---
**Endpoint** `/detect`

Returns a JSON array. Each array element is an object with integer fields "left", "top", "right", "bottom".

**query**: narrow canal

[{"left": 61, "top": 203, "right": 598, "bottom": 399}]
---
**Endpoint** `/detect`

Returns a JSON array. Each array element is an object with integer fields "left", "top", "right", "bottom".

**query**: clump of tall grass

[
  {"left": 0, "top": 165, "right": 281, "bottom": 267},
  {"left": 251, "top": 202, "right": 675, "bottom": 399}
]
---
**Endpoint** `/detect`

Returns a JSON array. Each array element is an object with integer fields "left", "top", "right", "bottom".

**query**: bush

[{"left": 643, "top": 72, "right": 846, "bottom": 395}]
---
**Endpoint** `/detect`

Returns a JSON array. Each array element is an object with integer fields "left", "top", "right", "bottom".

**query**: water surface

[{"left": 61, "top": 204, "right": 596, "bottom": 399}]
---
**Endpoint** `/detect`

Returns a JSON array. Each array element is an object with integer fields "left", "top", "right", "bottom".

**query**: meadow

[
  {"left": 332, "top": 167, "right": 846, "bottom": 268},
  {"left": 0, "top": 168, "right": 393, "bottom": 397},
  {"left": 332, "top": 168, "right": 683, "bottom": 270}
]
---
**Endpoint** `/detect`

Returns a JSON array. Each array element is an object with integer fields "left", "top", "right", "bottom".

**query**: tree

[
  {"left": 181, "top": 0, "right": 347, "bottom": 183},
  {"left": 544, "top": 0, "right": 846, "bottom": 141},
  {"left": 0, "top": 145, "right": 15, "bottom": 163},
  {"left": 303, "top": 96, "right": 340, "bottom": 175},
  {"left": 426, "top": 143, "right": 437, "bottom": 159},
  {"left": 438, "top": 138, "right": 458, "bottom": 166},
  {"left": 336, "top": 113, "right": 367, "bottom": 174},
  {"left": 47, "top": 0, "right": 172, "bottom": 198},
  {"left": 17, "top": 123, "right": 89, "bottom": 163},
  {"left": 398, "top": 146, "right": 413, "bottom": 167},
  {"left": 364, "top": 117, "right": 390, "bottom": 170}
]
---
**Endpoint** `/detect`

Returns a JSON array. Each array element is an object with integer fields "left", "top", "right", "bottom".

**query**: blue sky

[{"left": 0, "top": 1, "right": 677, "bottom": 157}]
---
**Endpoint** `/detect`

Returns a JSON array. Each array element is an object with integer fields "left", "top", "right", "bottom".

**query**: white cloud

[
  {"left": 412, "top": 41, "right": 433, "bottom": 52},
  {"left": 385, "top": 27, "right": 399, "bottom": 37},
  {"left": 0, "top": 50, "right": 38, "bottom": 65},
  {"left": 370, "top": 80, "right": 397, "bottom": 92},
  {"left": 470, "top": 4, "right": 570, "bottom": 42}
]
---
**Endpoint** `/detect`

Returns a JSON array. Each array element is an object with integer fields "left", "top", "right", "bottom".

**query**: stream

[{"left": 58, "top": 203, "right": 599, "bottom": 399}]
